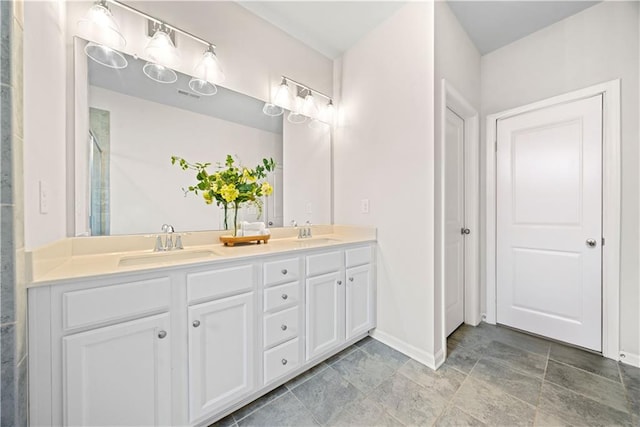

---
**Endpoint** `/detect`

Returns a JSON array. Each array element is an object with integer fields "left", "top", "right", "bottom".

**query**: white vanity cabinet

[{"left": 29, "top": 242, "right": 376, "bottom": 427}]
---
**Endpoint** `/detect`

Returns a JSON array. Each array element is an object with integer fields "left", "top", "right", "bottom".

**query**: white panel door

[
  {"left": 497, "top": 95, "right": 602, "bottom": 351},
  {"left": 445, "top": 108, "right": 466, "bottom": 336},
  {"left": 64, "top": 313, "right": 171, "bottom": 426},
  {"left": 306, "top": 271, "right": 345, "bottom": 360},
  {"left": 188, "top": 292, "right": 255, "bottom": 421},
  {"left": 346, "top": 264, "right": 374, "bottom": 339}
]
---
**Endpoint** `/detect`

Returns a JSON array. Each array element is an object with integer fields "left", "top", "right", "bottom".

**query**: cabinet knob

[
  {"left": 158, "top": 330, "right": 167, "bottom": 339},
  {"left": 337, "top": 280, "right": 342, "bottom": 285},
  {"left": 281, "top": 358, "right": 288, "bottom": 365},
  {"left": 349, "top": 277, "right": 354, "bottom": 282},
  {"left": 192, "top": 320, "right": 201, "bottom": 328},
  {"left": 281, "top": 294, "right": 288, "bottom": 300},
  {"left": 281, "top": 269, "right": 288, "bottom": 275},
  {"left": 281, "top": 324, "right": 288, "bottom": 331}
]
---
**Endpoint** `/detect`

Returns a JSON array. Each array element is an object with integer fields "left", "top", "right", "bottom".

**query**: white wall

[
  {"left": 434, "top": 1, "right": 481, "bottom": 358},
  {"left": 480, "top": 1, "right": 640, "bottom": 357},
  {"left": 90, "top": 86, "right": 282, "bottom": 235},
  {"left": 22, "top": 1, "right": 334, "bottom": 249},
  {"left": 23, "top": 0, "right": 67, "bottom": 250},
  {"left": 283, "top": 120, "right": 331, "bottom": 226},
  {"left": 334, "top": 2, "right": 437, "bottom": 365}
]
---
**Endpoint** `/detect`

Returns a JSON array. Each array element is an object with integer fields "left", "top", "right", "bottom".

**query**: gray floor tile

[
  {"left": 549, "top": 343, "right": 621, "bottom": 382},
  {"left": 492, "top": 326, "right": 551, "bottom": 356},
  {"left": 469, "top": 358, "right": 542, "bottom": 405},
  {"left": 619, "top": 363, "right": 640, "bottom": 417},
  {"left": 209, "top": 413, "right": 236, "bottom": 427},
  {"left": 444, "top": 343, "right": 481, "bottom": 374},
  {"left": 237, "top": 392, "right": 318, "bottom": 427},
  {"left": 232, "top": 385, "right": 288, "bottom": 422},
  {"left": 370, "top": 373, "right": 448, "bottom": 426},
  {"left": 534, "top": 410, "right": 574, "bottom": 427},
  {"left": 435, "top": 405, "right": 486, "bottom": 427},
  {"left": 361, "top": 340, "right": 410, "bottom": 370},
  {"left": 451, "top": 377, "right": 536, "bottom": 426},
  {"left": 325, "top": 346, "right": 358, "bottom": 366},
  {"left": 545, "top": 360, "right": 629, "bottom": 413},
  {"left": 448, "top": 324, "right": 494, "bottom": 350},
  {"left": 285, "top": 362, "right": 329, "bottom": 391},
  {"left": 327, "top": 396, "right": 403, "bottom": 427},
  {"left": 332, "top": 348, "right": 395, "bottom": 394},
  {"left": 481, "top": 340, "right": 547, "bottom": 378},
  {"left": 398, "top": 359, "right": 466, "bottom": 400},
  {"left": 538, "top": 381, "right": 632, "bottom": 427},
  {"left": 290, "top": 366, "right": 363, "bottom": 425},
  {"left": 354, "top": 336, "right": 374, "bottom": 347}
]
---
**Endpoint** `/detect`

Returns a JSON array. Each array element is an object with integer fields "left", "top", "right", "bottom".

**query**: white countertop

[{"left": 27, "top": 225, "right": 376, "bottom": 286}]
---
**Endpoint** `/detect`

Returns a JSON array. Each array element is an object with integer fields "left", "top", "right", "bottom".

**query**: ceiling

[
  {"left": 447, "top": 1, "right": 600, "bottom": 54},
  {"left": 237, "top": 1, "right": 600, "bottom": 58}
]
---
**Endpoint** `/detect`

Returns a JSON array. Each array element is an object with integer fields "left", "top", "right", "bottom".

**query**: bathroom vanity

[{"left": 28, "top": 226, "right": 376, "bottom": 426}]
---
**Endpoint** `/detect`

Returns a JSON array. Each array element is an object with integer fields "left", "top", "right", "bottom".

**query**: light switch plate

[
  {"left": 39, "top": 180, "right": 49, "bottom": 214},
  {"left": 360, "top": 199, "right": 369, "bottom": 214}
]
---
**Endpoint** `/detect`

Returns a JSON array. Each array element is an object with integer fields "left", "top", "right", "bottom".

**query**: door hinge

[{"left": 602, "top": 237, "right": 605, "bottom": 246}]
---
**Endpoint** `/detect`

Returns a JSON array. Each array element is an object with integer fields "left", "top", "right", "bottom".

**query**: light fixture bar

[
  {"left": 106, "top": 0, "right": 216, "bottom": 49},
  {"left": 282, "top": 76, "right": 332, "bottom": 101}
]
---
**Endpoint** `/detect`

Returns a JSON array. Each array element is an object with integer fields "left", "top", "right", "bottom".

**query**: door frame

[
  {"left": 485, "top": 80, "right": 621, "bottom": 360},
  {"left": 439, "top": 79, "right": 481, "bottom": 359}
]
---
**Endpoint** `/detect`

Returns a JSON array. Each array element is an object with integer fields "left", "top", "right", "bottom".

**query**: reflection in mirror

[{"left": 74, "top": 37, "right": 331, "bottom": 236}]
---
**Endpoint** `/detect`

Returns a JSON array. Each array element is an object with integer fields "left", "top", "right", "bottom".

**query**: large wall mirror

[{"left": 73, "top": 37, "right": 331, "bottom": 236}]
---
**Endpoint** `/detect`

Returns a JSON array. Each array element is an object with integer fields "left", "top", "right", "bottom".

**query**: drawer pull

[
  {"left": 158, "top": 330, "right": 167, "bottom": 339},
  {"left": 281, "top": 294, "right": 288, "bottom": 300},
  {"left": 281, "top": 358, "right": 288, "bottom": 365},
  {"left": 281, "top": 324, "right": 288, "bottom": 331},
  {"left": 192, "top": 320, "right": 201, "bottom": 328},
  {"left": 281, "top": 269, "right": 288, "bottom": 275},
  {"left": 337, "top": 280, "right": 342, "bottom": 285},
  {"left": 349, "top": 277, "right": 354, "bottom": 282}
]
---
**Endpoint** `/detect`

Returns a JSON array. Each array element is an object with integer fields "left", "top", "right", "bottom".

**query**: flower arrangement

[{"left": 171, "top": 154, "right": 276, "bottom": 235}]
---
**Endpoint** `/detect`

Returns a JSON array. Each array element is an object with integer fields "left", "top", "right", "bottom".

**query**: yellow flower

[
  {"left": 203, "top": 191, "right": 213, "bottom": 205},
  {"left": 220, "top": 184, "right": 239, "bottom": 202},
  {"left": 261, "top": 182, "right": 273, "bottom": 196},
  {"left": 242, "top": 168, "right": 256, "bottom": 183}
]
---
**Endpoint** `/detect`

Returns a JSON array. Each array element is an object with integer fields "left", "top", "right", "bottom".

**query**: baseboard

[
  {"left": 619, "top": 351, "right": 640, "bottom": 368},
  {"left": 371, "top": 330, "right": 440, "bottom": 370}
]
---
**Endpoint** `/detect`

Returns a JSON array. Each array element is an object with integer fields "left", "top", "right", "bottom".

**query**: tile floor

[{"left": 211, "top": 323, "right": 640, "bottom": 426}]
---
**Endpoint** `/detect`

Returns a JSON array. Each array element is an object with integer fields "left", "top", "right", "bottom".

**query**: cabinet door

[
  {"left": 63, "top": 313, "right": 171, "bottom": 426},
  {"left": 346, "top": 264, "right": 375, "bottom": 339},
  {"left": 306, "top": 271, "right": 345, "bottom": 360},
  {"left": 188, "top": 292, "right": 255, "bottom": 421}
]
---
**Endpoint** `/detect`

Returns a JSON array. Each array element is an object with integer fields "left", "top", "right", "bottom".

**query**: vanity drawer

[
  {"left": 264, "top": 306, "right": 299, "bottom": 349},
  {"left": 62, "top": 277, "right": 170, "bottom": 331},
  {"left": 187, "top": 264, "right": 254, "bottom": 304},
  {"left": 264, "top": 282, "right": 300, "bottom": 313},
  {"left": 264, "top": 338, "right": 300, "bottom": 384},
  {"left": 346, "top": 246, "right": 372, "bottom": 268},
  {"left": 306, "top": 251, "right": 342, "bottom": 277},
  {"left": 264, "top": 258, "right": 300, "bottom": 287}
]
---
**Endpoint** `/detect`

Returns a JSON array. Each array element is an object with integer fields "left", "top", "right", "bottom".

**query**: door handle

[
  {"left": 461, "top": 228, "right": 471, "bottom": 235},
  {"left": 586, "top": 239, "right": 597, "bottom": 248}
]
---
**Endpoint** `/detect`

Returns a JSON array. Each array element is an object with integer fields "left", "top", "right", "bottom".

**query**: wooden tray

[{"left": 219, "top": 234, "right": 271, "bottom": 246}]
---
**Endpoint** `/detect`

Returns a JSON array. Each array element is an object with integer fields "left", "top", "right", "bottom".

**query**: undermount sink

[
  {"left": 271, "top": 237, "right": 342, "bottom": 248},
  {"left": 118, "top": 250, "right": 219, "bottom": 267}
]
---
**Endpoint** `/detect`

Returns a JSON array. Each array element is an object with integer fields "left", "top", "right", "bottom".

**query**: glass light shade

[
  {"left": 192, "top": 47, "right": 225, "bottom": 84},
  {"left": 273, "top": 81, "right": 291, "bottom": 109},
  {"left": 189, "top": 78, "right": 217, "bottom": 96},
  {"left": 322, "top": 100, "right": 336, "bottom": 125},
  {"left": 77, "top": 2, "right": 126, "bottom": 50},
  {"left": 303, "top": 92, "right": 319, "bottom": 117},
  {"left": 84, "top": 41, "right": 128, "bottom": 69},
  {"left": 143, "top": 62, "right": 177, "bottom": 84},
  {"left": 287, "top": 111, "right": 307, "bottom": 124},
  {"left": 145, "top": 28, "right": 180, "bottom": 68},
  {"left": 262, "top": 103, "right": 284, "bottom": 117}
]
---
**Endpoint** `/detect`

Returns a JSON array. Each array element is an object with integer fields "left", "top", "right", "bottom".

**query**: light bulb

[
  {"left": 77, "top": 1, "right": 127, "bottom": 68},
  {"left": 322, "top": 99, "right": 336, "bottom": 125},
  {"left": 145, "top": 26, "right": 180, "bottom": 68},
  {"left": 192, "top": 45, "right": 225, "bottom": 85},
  {"left": 303, "top": 90, "right": 319, "bottom": 117},
  {"left": 273, "top": 79, "right": 291, "bottom": 109}
]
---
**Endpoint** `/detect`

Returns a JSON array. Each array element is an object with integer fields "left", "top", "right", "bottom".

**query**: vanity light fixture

[
  {"left": 143, "top": 24, "right": 180, "bottom": 83},
  {"left": 189, "top": 45, "right": 225, "bottom": 96},
  {"left": 265, "top": 76, "right": 335, "bottom": 126},
  {"left": 77, "top": 0, "right": 128, "bottom": 69}
]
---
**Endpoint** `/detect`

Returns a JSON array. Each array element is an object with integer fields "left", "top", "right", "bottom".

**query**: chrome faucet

[{"left": 154, "top": 224, "right": 183, "bottom": 251}]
